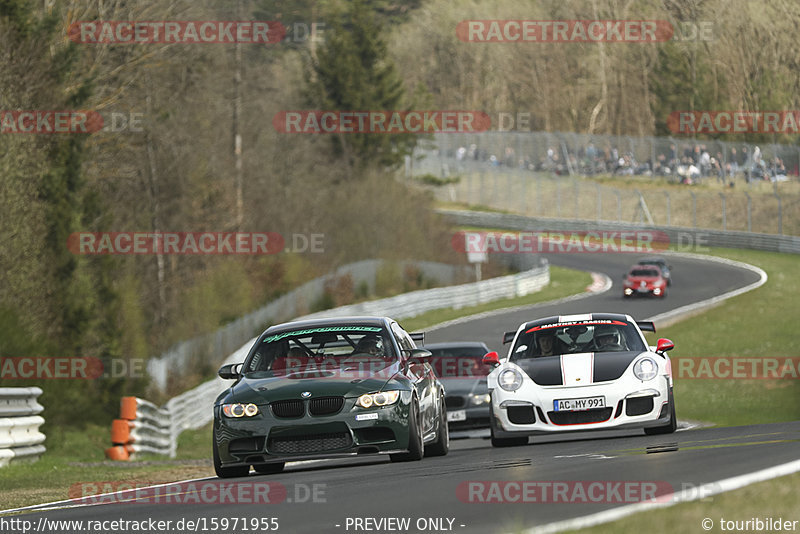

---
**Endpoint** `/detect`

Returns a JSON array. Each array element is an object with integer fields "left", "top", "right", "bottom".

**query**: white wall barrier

[
  {"left": 106, "top": 262, "right": 550, "bottom": 459},
  {"left": 0, "top": 387, "right": 46, "bottom": 467}
]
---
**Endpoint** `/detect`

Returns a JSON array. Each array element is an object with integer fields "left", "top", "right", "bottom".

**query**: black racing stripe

[
  {"left": 593, "top": 351, "right": 640, "bottom": 382},
  {"left": 516, "top": 357, "right": 563, "bottom": 386}
]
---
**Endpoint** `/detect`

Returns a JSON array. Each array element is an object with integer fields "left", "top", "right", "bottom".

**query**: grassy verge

[
  {"left": 0, "top": 265, "right": 591, "bottom": 511},
  {"left": 573, "top": 471, "right": 800, "bottom": 534},
  {"left": 0, "top": 423, "right": 214, "bottom": 511},
  {"left": 650, "top": 248, "right": 800, "bottom": 426}
]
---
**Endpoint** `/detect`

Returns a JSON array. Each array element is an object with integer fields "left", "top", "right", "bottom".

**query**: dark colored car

[
  {"left": 623, "top": 264, "right": 668, "bottom": 298},
  {"left": 423, "top": 342, "right": 491, "bottom": 431},
  {"left": 636, "top": 256, "right": 672, "bottom": 286},
  {"left": 213, "top": 316, "right": 449, "bottom": 478}
]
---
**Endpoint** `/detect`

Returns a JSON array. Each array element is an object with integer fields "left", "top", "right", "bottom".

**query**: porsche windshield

[
  {"left": 510, "top": 321, "right": 646, "bottom": 360},
  {"left": 244, "top": 326, "right": 398, "bottom": 376}
]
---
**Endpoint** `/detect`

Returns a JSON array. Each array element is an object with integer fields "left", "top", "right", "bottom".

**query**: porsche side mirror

[
  {"left": 656, "top": 338, "right": 674, "bottom": 353},
  {"left": 218, "top": 363, "right": 241, "bottom": 379},
  {"left": 408, "top": 348, "right": 432, "bottom": 363},
  {"left": 483, "top": 351, "right": 500, "bottom": 366}
]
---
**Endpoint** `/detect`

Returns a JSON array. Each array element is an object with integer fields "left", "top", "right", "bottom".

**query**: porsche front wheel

[
  {"left": 644, "top": 389, "right": 677, "bottom": 435},
  {"left": 490, "top": 408, "right": 528, "bottom": 447}
]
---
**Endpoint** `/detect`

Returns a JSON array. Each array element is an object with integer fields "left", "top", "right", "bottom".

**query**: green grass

[
  {"left": 651, "top": 248, "right": 800, "bottom": 426},
  {"left": 573, "top": 472, "right": 800, "bottom": 534},
  {"left": 0, "top": 423, "right": 214, "bottom": 511}
]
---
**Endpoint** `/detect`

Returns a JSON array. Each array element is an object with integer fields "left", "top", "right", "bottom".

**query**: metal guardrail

[
  {"left": 106, "top": 262, "right": 550, "bottom": 459},
  {"left": 438, "top": 209, "right": 800, "bottom": 255},
  {"left": 147, "top": 259, "right": 475, "bottom": 392},
  {"left": 0, "top": 387, "right": 46, "bottom": 467},
  {"left": 106, "top": 396, "right": 174, "bottom": 460}
]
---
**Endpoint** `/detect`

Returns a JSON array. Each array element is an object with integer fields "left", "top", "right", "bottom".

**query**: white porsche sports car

[{"left": 483, "top": 313, "right": 676, "bottom": 447}]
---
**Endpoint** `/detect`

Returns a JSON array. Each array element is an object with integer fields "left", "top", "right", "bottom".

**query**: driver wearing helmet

[
  {"left": 594, "top": 325, "right": 623, "bottom": 351},
  {"left": 353, "top": 334, "right": 384, "bottom": 357}
]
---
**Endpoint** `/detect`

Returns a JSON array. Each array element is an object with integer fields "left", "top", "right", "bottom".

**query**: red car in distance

[{"left": 623, "top": 264, "right": 668, "bottom": 298}]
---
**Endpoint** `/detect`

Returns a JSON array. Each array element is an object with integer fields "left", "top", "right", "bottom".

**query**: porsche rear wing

[{"left": 636, "top": 321, "right": 656, "bottom": 333}]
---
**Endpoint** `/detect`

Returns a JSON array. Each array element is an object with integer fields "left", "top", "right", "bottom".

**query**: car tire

[
  {"left": 253, "top": 462, "right": 285, "bottom": 475},
  {"left": 644, "top": 389, "right": 677, "bottom": 435},
  {"left": 489, "top": 406, "right": 528, "bottom": 447},
  {"left": 425, "top": 396, "right": 449, "bottom": 457},
  {"left": 390, "top": 398, "right": 424, "bottom": 462},
  {"left": 213, "top": 428, "right": 251, "bottom": 478}
]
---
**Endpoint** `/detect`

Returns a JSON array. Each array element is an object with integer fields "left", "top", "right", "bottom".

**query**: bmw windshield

[{"left": 243, "top": 326, "right": 398, "bottom": 378}]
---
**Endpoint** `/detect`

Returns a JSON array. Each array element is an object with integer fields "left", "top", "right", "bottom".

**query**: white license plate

[
  {"left": 447, "top": 410, "right": 467, "bottom": 422},
  {"left": 554, "top": 396, "right": 605, "bottom": 411}
]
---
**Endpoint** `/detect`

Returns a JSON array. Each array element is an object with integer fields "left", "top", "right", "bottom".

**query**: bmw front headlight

[
  {"left": 633, "top": 358, "right": 658, "bottom": 381},
  {"left": 356, "top": 390, "right": 400, "bottom": 408},
  {"left": 498, "top": 369, "right": 523, "bottom": 391},
  {"left": 470, "top": 393, "right": 491, "bottom": 406},
  {"left": 222, "top": 403, "right": 259, "bottom": 417}
]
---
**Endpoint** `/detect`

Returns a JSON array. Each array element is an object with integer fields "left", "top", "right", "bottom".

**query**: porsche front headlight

[
  {"left": 498, "top": 369, "right": 523, "bottom": 391},
  {"left": 633, "top": 358, "right": 658, "bottom": 381}
]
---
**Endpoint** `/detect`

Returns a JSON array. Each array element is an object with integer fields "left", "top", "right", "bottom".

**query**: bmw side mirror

[
  {"left": 656, "top": 338, "right": 674, "bottom": 354},
  {"left": 218, "top": 363, "right": 242, "bottom": 379},
  {"left": 483, "top": 351, "right": 500, "bottom": 366}
]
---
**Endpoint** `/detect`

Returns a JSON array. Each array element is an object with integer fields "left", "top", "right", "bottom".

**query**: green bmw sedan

[{"left": 213, "top": 316, "right": 449, "bottom": 478}]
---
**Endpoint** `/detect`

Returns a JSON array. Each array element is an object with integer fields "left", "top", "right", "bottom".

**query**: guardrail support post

[{"left": 744, "top": 192, "right": 752, "bottom": 232}]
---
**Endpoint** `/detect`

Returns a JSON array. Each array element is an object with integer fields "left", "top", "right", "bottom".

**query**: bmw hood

[
  {"left": 219, "top": 361, "right": 402, "bottom": 404},
  {"left": 515, "top": 351, "right": 644, "bottom": 386}
]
